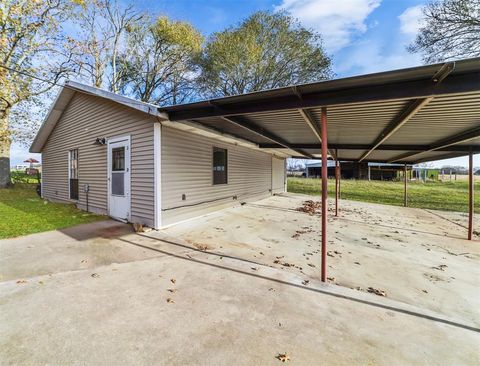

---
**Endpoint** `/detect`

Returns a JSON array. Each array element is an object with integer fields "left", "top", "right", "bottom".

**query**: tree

[
  {"left": 0, "top": 0, "right": 78, "bottom": 187},
  {"left": 408, "top": 0, "right": 480, "bottom": 62},
  {"left": 197, "top": 11, "right": 332, "bottom": 98},
  {"left": 67, "top": 0, "right": 143, "bottom": 90},
  {"left": 67, "top": 0, "right": 111, "bottom": 88},
  {"left": 116, "top": 16, "right": 203, "bottom": 105}
]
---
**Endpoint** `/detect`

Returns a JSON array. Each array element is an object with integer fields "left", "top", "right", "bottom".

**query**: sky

[{"left": 12, "top": 0, "right": 479, "bottom": 168}]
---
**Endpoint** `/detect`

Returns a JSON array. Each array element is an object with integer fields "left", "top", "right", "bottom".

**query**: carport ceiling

[{"left": 160, "top": 58, "right": 480, "bottom": 163}]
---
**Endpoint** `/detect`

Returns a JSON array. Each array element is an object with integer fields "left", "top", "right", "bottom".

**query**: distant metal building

[{"left": 305, "top": 161, "right": 411, "bottom": 180}]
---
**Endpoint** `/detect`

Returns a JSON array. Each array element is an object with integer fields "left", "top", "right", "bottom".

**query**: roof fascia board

[
  {"left": 258, "top": 143, "right": 480, "bottom": 152},
  {"left": 165, "top": 72, "right": 479, "bottom": 121}
]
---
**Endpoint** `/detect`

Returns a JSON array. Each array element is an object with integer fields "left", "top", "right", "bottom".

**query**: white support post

[{"left": 154, "top": 123, "right": 162, "bottom": 229}]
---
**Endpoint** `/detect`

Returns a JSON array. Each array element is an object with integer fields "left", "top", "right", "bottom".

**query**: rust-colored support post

[
  {"left": 321, "top": 107, "right": 328, "bottom": 282},
  {"left": 468, "top": 149, "right": 474, "bottom": 240},
  {"left": 335, "top": 149, "right": 339, "bottom": 217},
  {"left": 404, "top": 164, "right": 408, "bottom": 207}
]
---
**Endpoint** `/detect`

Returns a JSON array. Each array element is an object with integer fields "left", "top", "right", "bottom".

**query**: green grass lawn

[
  {"left": 287, "top": 177, "right": 480, "bottom": 213},
  {"left": 0, "top": 184, "right": 106, "bottom": 239}
]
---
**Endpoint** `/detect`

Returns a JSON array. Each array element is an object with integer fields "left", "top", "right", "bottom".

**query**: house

[
  {"left": 31, "top": 58, "right": 479, "bottom": 233},
  {"left": 30, "top": 81, "right": 287, "bottom": 229}
]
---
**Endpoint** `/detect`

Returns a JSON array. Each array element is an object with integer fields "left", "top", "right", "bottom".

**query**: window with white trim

[
  {"left": 69, "top": 149, "right": 79, "bottom": 200},
  {"left": 213, "top": 147, "right": 227, "bottom": 185}
]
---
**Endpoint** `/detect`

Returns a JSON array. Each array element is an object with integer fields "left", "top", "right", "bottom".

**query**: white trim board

[{"left": 154, "top": 123, "right": 162, "bottom": 229}]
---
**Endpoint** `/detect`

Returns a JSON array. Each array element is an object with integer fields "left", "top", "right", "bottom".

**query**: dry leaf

[
  {"left": 16, "top": 280, "right": 27, "bottom": 284},
  {"left": 276, "top": 353, "right": 290, "bottom": 362},
  {"left": 170, "top": 278, "right": 176, "bottom": 284},
  {"left": 167, "top": 288, "right": 177, "bottom": 293},
  {"left": 91, "top": 273, "right": 100, "bottom": 278},
  {"left": 166, "top": 298, "right": 174, "bottom": 303},
  {"left": 367, "top": 287, "right": 386, "bottom": 297}
]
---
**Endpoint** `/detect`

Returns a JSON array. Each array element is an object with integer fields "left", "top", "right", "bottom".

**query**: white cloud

[
  {"left": 398, "top": 5, "right": 424, "bottom": 36},
  {"left": 276, "top": 0, "right": 381, "bottom": 52},
  {"left": 335, "top": 39, "right": 422, "bottom": 76}
]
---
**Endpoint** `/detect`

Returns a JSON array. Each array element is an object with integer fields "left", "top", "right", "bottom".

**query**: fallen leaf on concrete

[
  {"left": 16, "top": 280, "right": 27, "bottom": 284},
  {"left": 91, "top": 273, "right": 100, "bottom": 278},
  {"left": 132, "top": 223, "right": 146, "bottom": 232},
  {"left": 431, "top": 264, "right": 447, "bottom": 271},
  {"left": 422, "top": 289, "right": 428, "bottom": 293},
  {"left": 170, "top": 278, "right": 176, "bottom": 284},
  {"left": 38, "top": 281, "right": 44, "bottom": 285},
  {"left": 296, "top": 200, "right": 321, "bottom": 215},
  {"left": 192, "top": 242, "right": 213, "bottom": 251},
  {"left": 327, "top": 277, "right": 335, "bottom": 282},
  {"left": 167, "top": 289, "right": 176, "bottom": 293},
  {"left": 367, "top": 287, "right": 387, "bottom": 297},
  {"left": 302, "top": 280, "right": 310, "bottom": 285},
  {"left": 80, "top": 259, "right": 87, "bottom": 263},
  {"left": 354, "top": 262, "right": 361, "bottom": 265},
  {"left": 307, "top": 263, "right": 316, "bottom": 267},
  {"left": 276, "top": 353, "right": 290, "bottom": 362},
  {"left": 166, "top": 298, "right": 174, "bottom": 303}
]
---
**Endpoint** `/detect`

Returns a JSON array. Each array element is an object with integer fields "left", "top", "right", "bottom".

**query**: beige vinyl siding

[
  {"left": 161, "top": 126, "right": 272, "bottom": 226},
  {"left": 42, "top": 92, "right": 156, "bottom": 226},
  {"left": 272, "top": 156, "right": 286, "bottom": 193}
]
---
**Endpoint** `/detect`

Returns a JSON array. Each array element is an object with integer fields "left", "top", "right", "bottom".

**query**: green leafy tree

[
  {"left": 116, "top": 16, "right": 203, "bottom": 105},
  {"left": 0, "top": 0, "right": 79, "bottom": 187},
  {"left": 409, "top": 0, "right": 480, "bottom": 62},
  {"left": 197, "top": 11, "right": 332, "bottom": 97}
]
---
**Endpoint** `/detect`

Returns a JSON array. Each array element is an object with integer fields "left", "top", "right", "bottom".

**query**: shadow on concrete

[
  {"left": 58, "top": 220, "right": 133, "bottom": 241},
  {"left": 118, "top": 233, "right": 480, "bottom": 334}
]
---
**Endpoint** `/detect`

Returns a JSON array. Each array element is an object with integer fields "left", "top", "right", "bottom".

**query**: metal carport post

[
  {"left": 335, "top": 149, "right": 340, "bottom": 217},
  {"left": 468, "top": 148, "right": 474, "bottom": 240},
  {"left": 321, "top": 107, "right": 328, "bottom": 282}
]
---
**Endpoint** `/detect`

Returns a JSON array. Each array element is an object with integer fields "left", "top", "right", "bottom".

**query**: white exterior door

[
  {"left": 272, "top": 156, "right": 286, "bottom": 193},
  {"left": 108, "top": 136, "right": 131, "bottom": 221}
]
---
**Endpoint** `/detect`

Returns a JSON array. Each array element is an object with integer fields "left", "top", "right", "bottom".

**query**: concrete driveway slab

[
  {"left": 1, "top": 249, "right": 479, "bottom": 366},
  {"left": 1, "top": 193, "right": 479, "bottom": 365}
]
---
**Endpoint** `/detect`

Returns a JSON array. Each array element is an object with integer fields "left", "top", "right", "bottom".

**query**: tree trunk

[{"left": 0, "top": 113, "right": 11, "bottom": 188}]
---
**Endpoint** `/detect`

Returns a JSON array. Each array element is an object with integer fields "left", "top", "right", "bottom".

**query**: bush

[{"left": 10, "top": 170, "right": 41, "bottom": 184}]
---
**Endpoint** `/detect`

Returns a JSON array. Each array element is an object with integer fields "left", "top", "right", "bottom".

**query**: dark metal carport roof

[{"left": 159, "top": 58, "right": 480, "bottom": 164}]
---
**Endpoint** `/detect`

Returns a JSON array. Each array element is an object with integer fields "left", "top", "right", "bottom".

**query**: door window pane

[
  {"left": 213, "top": 147, "right": 227, "bottom": 185},
  {"left": 111, "top": 172, "right": 125, "bottom": 196},
  {"left": 112, "top": 147, "right": 125, "bottom": 171}
]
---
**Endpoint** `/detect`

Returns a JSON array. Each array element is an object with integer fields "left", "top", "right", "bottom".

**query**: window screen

[
  {"left": 213, "top": 147, "right": 227, "bottom": 185},
  {"left": 69, "top": 149, "right": 79, "bottom": 200},
  {"left": 111, "top": 146, "right": 125, "bottom": 196}
]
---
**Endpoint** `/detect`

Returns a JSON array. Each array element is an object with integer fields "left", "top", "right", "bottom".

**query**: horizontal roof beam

[
  {"left": 258, "top": 143, "right": 480, "bottom": 152},
  {"left": 219, "top": 116, "right": 314, "bottom": 158},
  {"left": 388, "top": 126, "right": 480, "bottom": 162},
  {"left": 164, "top": 71, "right": 480, "bottom": 121}
]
